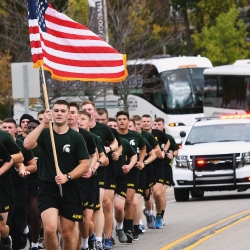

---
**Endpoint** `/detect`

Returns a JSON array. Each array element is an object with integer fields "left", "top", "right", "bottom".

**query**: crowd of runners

[{"left": 0, "top": 99, "right": 179, "bottom": 250}]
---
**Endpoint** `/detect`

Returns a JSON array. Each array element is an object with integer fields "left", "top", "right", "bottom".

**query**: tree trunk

[{"left": 181, "top": 4, "right": 193, "bottom": 56}]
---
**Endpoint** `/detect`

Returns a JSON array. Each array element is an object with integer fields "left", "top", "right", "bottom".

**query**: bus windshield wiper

[{"left": 185, "top": 141, "right": 209, "bottom": 145}]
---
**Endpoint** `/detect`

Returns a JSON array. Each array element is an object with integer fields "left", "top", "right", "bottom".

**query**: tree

[
  {"left": 64, "top": 0, "right": 89, "bottom": 25},
  {"left": 193, "top": 6, "right": 250, "bottom": 66},
  {"left": 106, "top": 0, "right": 179, "bottom": 111},
  {"left": 0, "top": 50, "right": 13, "bottom": 117}
]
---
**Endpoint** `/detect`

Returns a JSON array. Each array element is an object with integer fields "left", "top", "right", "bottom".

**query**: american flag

[{"left": 27, "top": 0, "right": 128, "bottom": 82}]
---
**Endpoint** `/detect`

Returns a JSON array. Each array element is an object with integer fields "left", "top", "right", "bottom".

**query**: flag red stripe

[
  {"left": 44, "top": 63, "right": 126, "bottom": 78},
  {"left": 30, "top": 40, "right": 42, "bottom": 49},
  {"left": 45, "top": 11, "right": 90, "bottom": 31},
  {"left": 29, "top": 26, "right": 39, "bottom": 34},
  {"left": 43, "top": 50, "right": 124, "bottom": 67},
  {"left": 42, "top": 39, "right": 117, "bottom": 54},
  {"left": 46, "top": 27, "right": 103, "bottom": 41}
]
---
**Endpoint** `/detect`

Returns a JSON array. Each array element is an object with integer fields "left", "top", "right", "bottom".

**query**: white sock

[
  {"left": 81, "top": 238, "right": 88, "bottom": 249},
  {"left": 146, "top": 209, "right": 153, "bottom": 215},
  {"left": 96, "top": 236, "right": 102, "bottom": 242},
  {"left": 23, "top": 226, "right": 29, "bottom": 234},
  {"left": 31, "top": 243, "right": 38, "bottom": 248},
  {"left": 139, "top": 219, "right": 143, "bottom": 225},
  {"left": 116, "top": 222, "right": 123, "bottom": 230}
]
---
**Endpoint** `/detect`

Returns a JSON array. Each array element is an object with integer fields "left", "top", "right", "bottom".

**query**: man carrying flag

[{"left": 24, "top": 100, "right": 90, "bottom": 250}]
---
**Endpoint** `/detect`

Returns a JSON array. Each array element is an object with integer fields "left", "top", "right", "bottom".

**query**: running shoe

[
  {"left": 138, "top": 224, "right": 145, "bottom": 234},
  {"left": 115, "top": 227, "right": 127, "bottom": 243},
  {"left": 132, "top": 230, "right": 139, "bottom": 241},
  {"left": 103, "top": 238, "right": 112, "bottom": 250},
  {"left": 155, "top": 214, "right": 163, "bottom": 229},
  {"left": 95, "top": 241, "right": 103, "bottom": 250},
  {"left": 162, "top": 219, "right": 166, "bottom": 226},
  {"left": 88, "top": 233, "right": 96, "bottom": 250},
  {"left": 143, "top": 209, "right": 155, "bottom": 229},
  {"left": 125, "top": 230, "right": 133, "bottom": 243},
  {"left": 2, "top": 235, "right": 12, "bottom": 250},
  {"left": 111, "top": 236, "right": 116, "bottom": 246},
  {"left": 38, "top": 236, "right": 45, "bottom": 249}
]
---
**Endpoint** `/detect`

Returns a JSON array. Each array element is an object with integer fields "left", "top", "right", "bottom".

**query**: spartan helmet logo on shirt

[
  {"left": 63, "top": 144, "right": 71, "bottom": 153},
  {"left": 130, "top": 139, "right": 135, "bottom": 146}
]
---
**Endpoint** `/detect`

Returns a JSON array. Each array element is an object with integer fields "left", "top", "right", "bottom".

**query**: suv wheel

[
  {"left": 174, "top": 188, "right": 189, "bottom": 201},
  {"left": 191, "top": 189, "right": 204, "bottom": 198}
]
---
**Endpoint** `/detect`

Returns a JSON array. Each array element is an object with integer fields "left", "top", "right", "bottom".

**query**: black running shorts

[
  {"left": 127, "top": 167, "right": 140, "bottom": 190},
  {"left": 153, "top": 159, "right": 165, "bottom": 184},
  {"left": 38, "top": 181, "right": 83, "bottom": 222},
  {"left": 79, "top": 176, "right": 100, "bottom": 211},
  {"left": 0, "top": 175, "right": 12, "bottom": 213},
  {"left": 115, "top": 175, "right": 127, "bottom": 198}
]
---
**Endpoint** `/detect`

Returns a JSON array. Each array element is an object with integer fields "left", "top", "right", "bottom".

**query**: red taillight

[
  {"left": 197, "top": 160, "right": 205, "bottom": 165},
  {"left": 248, "top": 177, "right": 250, "bottom": 181}
]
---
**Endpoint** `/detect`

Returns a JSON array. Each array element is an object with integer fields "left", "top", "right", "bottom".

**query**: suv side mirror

[{"left": 180, "top": 131, "right": 186, "bottom": 138}]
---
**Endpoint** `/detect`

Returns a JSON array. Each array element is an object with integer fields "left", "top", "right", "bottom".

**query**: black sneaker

[
  {"left": 38, "top": 236, "right": 45, "bottom": 249},
  {"left": 95, "top": 240, "right": 103, "bottom": 250},
  {"left": 2, "top": 235, "right": 12, "bottom": 250},
  {"left": 88, "top": 234, "right": 96, "bottom": 250},
  {"left": 125, "top": 230, "right": 133, "bottom": 243},
  {"left": 111, "top": 236, "right": 116, "bottom": 246},
  {"left": 132, "top": 230, "right": 139, "bottom": 241}
]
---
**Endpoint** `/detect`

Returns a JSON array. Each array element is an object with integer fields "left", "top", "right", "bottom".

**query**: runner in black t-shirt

[
  {"left": 82, "top": 101, "right": 119, "bottom": 250},
  {"left": 0, "top": 142, "right": 13, "bottom": 249},
  {"left": 128, "top": 119, "right": 156, "bottom": 240},
  {"left": 68, "top": 102, "right": 100, "bottom": 250},
  {"left": 0, "top": 130, "right": 23, "bottom": 250},
  {"left": 24, "top": 100, "right": 90, "bottom": 250},
  {"left": 2, "top": 118, "right": 36, "bottom": 249},
  {"left": 154, "top": 117, "right": 179, "bottom": 226},
  {"left": 117, "top": 111, "right": 146, "bottom": 243},
  {"left": 142, "top": 114, "right": 170, "bottom": 229}
]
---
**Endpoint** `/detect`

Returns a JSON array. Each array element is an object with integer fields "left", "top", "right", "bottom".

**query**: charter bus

[
  {"left": 97, "top": 55, "right": 213, "bottom": 142},
  {"left": 203, "top": 59, "right": 250, "bottom": 117}
]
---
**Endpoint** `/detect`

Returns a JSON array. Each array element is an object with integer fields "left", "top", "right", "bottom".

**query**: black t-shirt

[
  {"left": 151, "top": 129, "right": 169, "bottom": 166},
  {"left": 90, "top": 122, "right": 115, "bottom": 146},
  {"left": 164, "top": 133, "right": 179, "bottom": 165},
  {"left": 141, "top": 131, "right": 158, "bottom": 149},
  {"left": 79, "top": 128, "right": 96, "bottom": 156},
  {"left": 0, "top": 142, "right": 12, "bottom": 168},
  {"left": 11, "top": 139, "right": 34, "bottom": 183},
  {"left": 37, "top": 127, "right": 90, "bottom": 182},
  {"left": 0, "top": 131, "right": 22, "bottom": 176},
  {"left": 118, "top": 130, "right": 146, "bottom": 160},
  {"left": 117, "top": 137, "right": 136, "bottom": 176}
]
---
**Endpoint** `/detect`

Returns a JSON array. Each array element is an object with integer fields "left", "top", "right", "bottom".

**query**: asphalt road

[{"left": 23, "top": 187, "right": 250, "bottom": 249}]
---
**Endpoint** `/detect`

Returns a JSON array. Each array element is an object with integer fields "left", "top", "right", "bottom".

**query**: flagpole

[{"left": 41, "top": 66, "right": 63, "bottom": 197}]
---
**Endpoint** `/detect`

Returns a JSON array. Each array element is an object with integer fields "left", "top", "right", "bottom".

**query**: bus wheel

[
  {"left": 191, "top": 189, "right": 204, "bottom": 198},
  {"left": 174, "top": 188, "right": 189, "bottom": 202}
]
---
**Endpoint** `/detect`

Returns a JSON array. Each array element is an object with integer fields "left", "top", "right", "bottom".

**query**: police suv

[{"left": 173, "top": 115, "right": 250, "bottom": 201}]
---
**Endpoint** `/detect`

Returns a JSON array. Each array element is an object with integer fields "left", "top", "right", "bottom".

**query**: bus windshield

[
  {"left": 128, "top": 64, "right": 207, "bottom": 115},
  {"left": 161, "top": 68, "right": 205, "bottom": 112}
]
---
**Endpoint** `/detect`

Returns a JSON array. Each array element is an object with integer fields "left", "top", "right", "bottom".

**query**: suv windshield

[{"left": 186, "top": 123, "right": 250, "bottom": 145}]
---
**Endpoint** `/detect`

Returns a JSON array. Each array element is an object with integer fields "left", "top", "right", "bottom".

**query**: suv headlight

[
  {"left": 175, "top": 155, "right": 189, "bottom": 169},
  {"left": 240, "top": 152, "right": 250, "bottom": 166}
]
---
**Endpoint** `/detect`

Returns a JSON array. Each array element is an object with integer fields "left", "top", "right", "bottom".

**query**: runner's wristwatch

[{"left": 67, "top": 173, "right": 72, "bottom": 181}]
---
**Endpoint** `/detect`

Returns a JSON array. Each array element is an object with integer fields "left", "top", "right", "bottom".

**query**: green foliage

[
  {"left": 193, "top": 6, "right": 250, "bottom": 66},
  {"left": 65, "top": 0, "right": 89, "bottom": 25}
]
